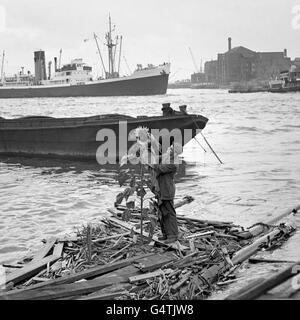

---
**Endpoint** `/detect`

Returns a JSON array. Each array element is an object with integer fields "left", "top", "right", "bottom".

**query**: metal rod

[
  {"left": 194, "top": 137, "right": 207, "bottom": 152},
  {"left": 191, "top": 117, "right": 223, "bottom": 164},
  {"left": 200, "top": 132, "right": 223, "bottom": 164}
]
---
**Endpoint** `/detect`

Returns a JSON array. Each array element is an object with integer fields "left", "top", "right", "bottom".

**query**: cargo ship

[{"left": 0, "top": 16, "right": 170, "bottom": 98}]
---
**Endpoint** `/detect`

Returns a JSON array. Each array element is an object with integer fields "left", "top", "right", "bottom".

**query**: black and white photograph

[{"left": 0, "top": 0, "right": 300, "bottom": 306}]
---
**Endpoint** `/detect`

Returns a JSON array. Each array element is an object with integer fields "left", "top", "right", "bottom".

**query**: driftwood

[
  {"left": 247, "top": 204, "right": 300, "bottom": 237},
  {"left": 249, "top": 257, "right": 296, "bottom": 264},
  {"left": 231, "top": 229, "right": 281, "bottom": 264},
  {"left": 77, "top": 283, "right": 131, "bottom": 300},
  {"left": 129, "top": 269, "right": 171, "bottom": 284},
  {"left": 32, "top": 238, "right": 57, "bottom": 262},
  {"left": 5, "top": 255, "right": 59, "bottom": 286},
  {"left": 225, "top": 259, "right": 300, "bottom": 300},
  {"left": 137, "top": 253, "right": 176, "bottom": 272},
  {"left": 107, "top": 217, "right": 188, "bottom": 250},
  {"left": 0, "top": 265, "right": 141, "bottom": 300},
  {"left": 92, "top": 232, "right": 131, "bottom": 243},
  {"left": 177, "top": 215, "right": 233, "bottom": 227},
  {"left": 53, "top": 243, "right": 64, "bottom": 257},
  {"left": 171, "top": 271, "right": 192, "bottom": 293},
  {"left": 1, "top": 198, "right": 297, "bottom": 301},
  {"left": 174, "top": 196, "right": 194, "bottom": 209},
  {"left": 2, "top": 253, "right": 154, "bottom": 298}
]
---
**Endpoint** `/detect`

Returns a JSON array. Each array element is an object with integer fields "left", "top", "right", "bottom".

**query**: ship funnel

[
  {"left": 34, "top": 50, "right": 47, "bottom": 84},
  {"left": 54, "top": 57, "right": 57, "bottom": 72}
]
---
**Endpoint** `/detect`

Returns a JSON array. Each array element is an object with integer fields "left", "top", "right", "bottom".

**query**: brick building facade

[{"left": 205, "top": 38, "right": 292, "bottom": 85}]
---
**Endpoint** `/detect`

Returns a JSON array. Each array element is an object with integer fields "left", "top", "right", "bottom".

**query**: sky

[{"left": 0, "top": 0, "right": 300, "bottom": 81}]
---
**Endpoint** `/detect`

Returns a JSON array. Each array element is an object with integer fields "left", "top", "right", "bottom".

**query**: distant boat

[
  {"left": 269, "top": 68, "right": 300, "bottom": 93},
  {"left": 0, "top": 16, "right": 170, "bottom": 98},
  {"left": 0, "top": 104, "right": 208, "bottom": 163}
]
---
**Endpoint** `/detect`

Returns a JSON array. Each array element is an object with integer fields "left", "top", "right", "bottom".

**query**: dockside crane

[{"left": 188, "top": 47, "right": 200, "bottom": 73}]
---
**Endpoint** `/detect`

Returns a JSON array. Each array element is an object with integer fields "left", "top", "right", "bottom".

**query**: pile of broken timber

[{"left": 0, "top": 204, "right": 298, "bottom": 300}]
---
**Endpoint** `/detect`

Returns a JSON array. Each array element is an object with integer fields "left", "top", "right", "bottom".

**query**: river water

[{"left": 0, "top": 89, "right": 299, "bottom": 297}]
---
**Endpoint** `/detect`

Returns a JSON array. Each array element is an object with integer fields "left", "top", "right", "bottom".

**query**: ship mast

[
  {"left": 1, "top": 50, "right": 5, "bottom": 84},
  {"left": 105, "top": 14, "right": 118, "bottom": 78},
  {"left": 118, "top": 35, "right": 123, "bottom": 75}
]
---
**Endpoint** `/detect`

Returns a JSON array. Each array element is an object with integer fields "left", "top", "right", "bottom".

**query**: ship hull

[
  {"left": 0, "top": 73, "right": 169, "bottom": 99},
  {"left": 0, "top": 114, "right": 208, "bottom": 163},
  {"left": 269, "top": 85, "right": 300, "bottom": 93}
]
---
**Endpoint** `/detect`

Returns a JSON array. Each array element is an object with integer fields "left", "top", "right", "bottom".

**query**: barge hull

[{"left": 0, "top": 115, "right": 208, "bottom": 162}]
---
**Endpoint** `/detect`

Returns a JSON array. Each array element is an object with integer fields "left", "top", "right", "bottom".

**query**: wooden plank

[
  {"left": 5, "top": 255, "right": 59, "bottom": 286},
  {"left": 77, "top": 290, "right": 129, "bottom": 300},
  {"left": 106, "top": 216, "right": 188, "bottom": 251},
  {"left": 291, "top": 288, "right": 300, "bottom": 300},
  {"left": 0, "top": 265, "right": 140, "bottom": 300},
  {"left": 249, "top": 257, "right": 296, "bottom": 264},
  {"left": 32, "top": 238, "right": 57, "bottom": 262},
  {"left": 177, "top": 215, "right": 233, "bottom": 226},
  {"left": 170, "top": 271, "right": 192, "bottom": 293},
  {"left": 106, "top": 217, "right": 135, "bottom": 231},
  {"left": 184, "top": 231, "right": 214, "bottom": 239},
  {"left": 53, "top": 243, "right": 64, "bottom": 257},
  {"left": 1, "top": 252, "right": 154, "bottom": 298},
  {"left": 76, "top": 283, "right": 131, "bottom": 300},
  {"left": 268, "top": 273, "right": 300, "bottom": 298},
  {"left": 93, "top": 232, "right": 130, "bottom": 243},
  {"left": 256, "top": 294, "right": 293, "bottom": 300},
  {"left": 225, "top": 259, "right": 300, "bottom": 300},
  {"left": 137, "top": 252, "right": 177, "bottom": 272},
  {"left": 198, "top": 228, "right": 285, "bottom": 288},
  {"left": 129, "top": 269, "right": 172, "bottom": 284}
]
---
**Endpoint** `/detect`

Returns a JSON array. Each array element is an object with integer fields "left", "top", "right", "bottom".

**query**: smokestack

[
  {"left": 54, "top": 57, "right": 57, "bottom": 72},
  {"left": 34, "top": 50, "right": 47, "bottom": 83},
  {"left": 283, "top": 49, "right": 287, "bottom": 57},
  {"left": 48, "top": 61, "right": 52, "bottom": 80},
  {"left": 228, "top": 37, "right": 232, "bottom": 51}
]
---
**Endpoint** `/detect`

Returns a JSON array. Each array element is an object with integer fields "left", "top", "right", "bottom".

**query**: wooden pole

[
  {"left": 140, "top": 164, "right": 144, "bottom": 244},
  {"left": 248, "top": 204, "right": 300, "bottom": 237},
  {"left": 86, "top": 225, "right": 92, "bottom": 265}
]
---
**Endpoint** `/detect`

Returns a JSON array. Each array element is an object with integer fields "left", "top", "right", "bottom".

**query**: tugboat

[
  {"left": 269, "top": 66, "right": 300, "bottom": 93},
  {"left": 0, "top": 16, "right": 170, "bottom": 98},
  {"left": 0, "top": 104, "right": 208, "bottom": 164}
]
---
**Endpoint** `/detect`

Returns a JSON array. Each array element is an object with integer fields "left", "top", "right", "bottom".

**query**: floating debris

[{"left": 0, "top": 201, "right": 298, "bottom": 300}]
